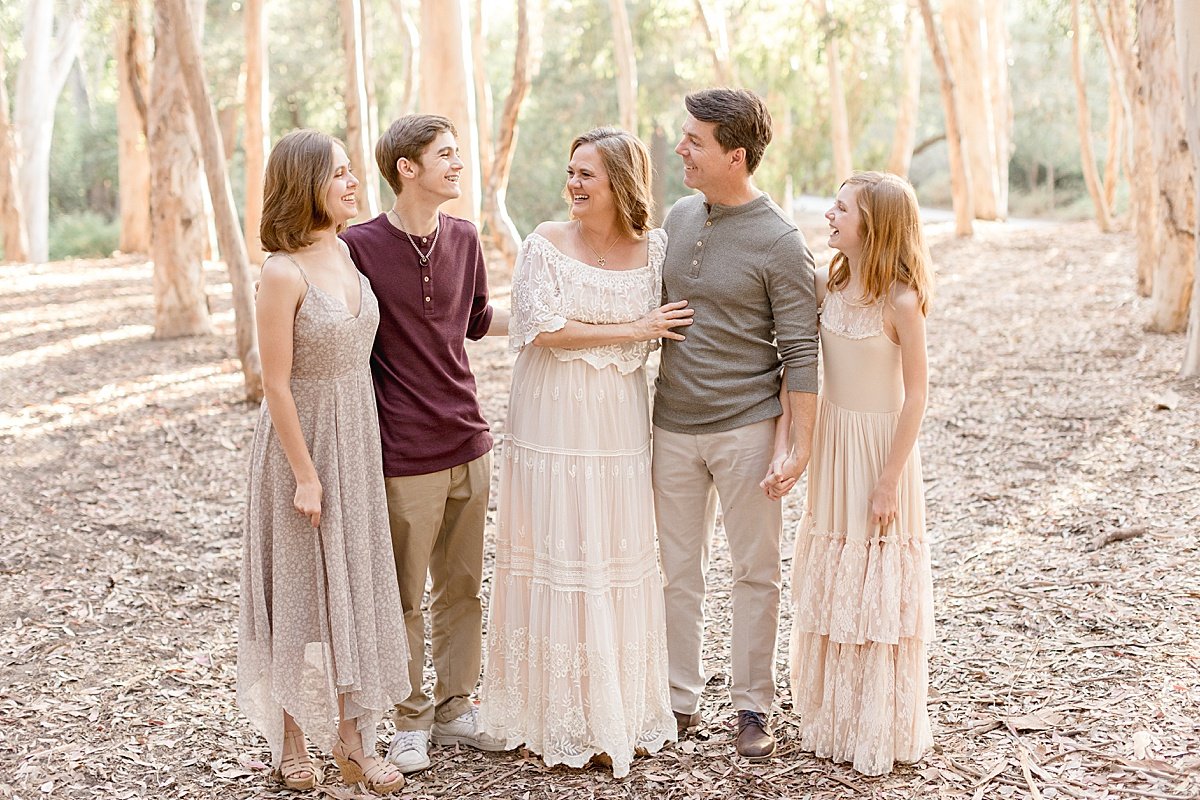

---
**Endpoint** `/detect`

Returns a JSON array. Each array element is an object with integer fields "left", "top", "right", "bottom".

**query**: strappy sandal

[
  {"left": 279, "top": 729, "right": 319, "bottom": 790},
  {"left": 333, "top": 736, "right": 405, "bottom": 794}
]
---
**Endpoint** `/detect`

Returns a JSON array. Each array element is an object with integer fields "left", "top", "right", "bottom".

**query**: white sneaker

[
  {"left": 386, "top": 728, "right": 431, "bottom": 773},
  {"left": 430, "top": 705, "right": 507, "bottom": 751}
]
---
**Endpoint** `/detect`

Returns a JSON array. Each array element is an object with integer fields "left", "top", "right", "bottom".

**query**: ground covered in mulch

[{"left": 1, "top": 216, "right": 1198, "bottom": 800}]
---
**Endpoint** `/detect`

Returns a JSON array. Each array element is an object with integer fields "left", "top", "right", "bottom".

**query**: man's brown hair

[
  {"left": 260, "top": 129, "right": 346, "bottom": 253},
  {"left": 684, "top": 88, "right": 773, "bottom": 174},
  {"left": 376, "top": 114, "right": 458, "bottom": 194}
]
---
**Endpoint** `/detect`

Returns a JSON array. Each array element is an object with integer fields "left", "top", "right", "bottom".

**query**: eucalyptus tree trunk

[
  {"left": 243, "top": 0, "right": 268, "bottom": 263},
  {"left": 693, "top": 0, "right": 734, "bottom": 84},
  {"left": 819, "top": 1, "right": 852, "bottom": 183},
  {"left": 609, "top": 0, "right": 638, "bottom": 134},
  {"left": 150, "top": 0, "right": 211, "bottom": 337},
  {"left": 419, "top": 0, "right": 480, "bottom": 222},
  {"left": 390, "top": 0, "right": 418, "bottom": 115},
  {"left": 116, "top": 0, "right": 151, "bottom": 254},
  {"left": 1071, "top": 0, "right": 1113, "bottom": 231},
  {"left": 164, "top": 0, "right": 263, "bottom": 399},
  {"left": 985, "top": 0, "right": 1011, "bottom": 218},
  {"left": 943, "top": 0, "right": 999, "bottom": 220},
  {"left": 0, "top": 48, "right": 29, "bottom": 263},
  {"left": 1139, "top": 0, "right": 1195, "bottom": 334},
  {"left": 887, "top": 0, "right": 922, "bottom": 178},
  {"left": 1177, "top": 0, "right": 1200, "bottom": 376},
  {"left": 480, "top": 0, "right": 538, "bottom": 271},
  {"left": 340, "top": 0, "right": 379, "bottom": 218},
  {"left": 15, "top": 0, "right": 86, "bottom": 262},
  {"left": 918, "top": 0, "right": 973, "bottom": 236}
]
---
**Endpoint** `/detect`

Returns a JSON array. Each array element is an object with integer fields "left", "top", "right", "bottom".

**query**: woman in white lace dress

[
  {"left": 478, "top": 128, "right": 691, "bottom": 777},
  {"left": 771, "top": 171, "right": 935, "bottom": 776}
]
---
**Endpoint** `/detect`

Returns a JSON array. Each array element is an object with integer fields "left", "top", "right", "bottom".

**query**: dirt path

[{"left": 1, "top": 219, "right": 1197, "bottom": 799}]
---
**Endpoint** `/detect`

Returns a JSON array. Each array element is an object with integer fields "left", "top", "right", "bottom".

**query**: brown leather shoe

[
  {"left": 674, "top": 710, "right": 701, "bottom": 735},
  {"left": 735, "top": 710, "right": 776, "bottom": 760}
]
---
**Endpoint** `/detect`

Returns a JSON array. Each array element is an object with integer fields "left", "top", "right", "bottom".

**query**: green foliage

[{"left": 48, "top": 211, "right": 120, "bottom": 260}]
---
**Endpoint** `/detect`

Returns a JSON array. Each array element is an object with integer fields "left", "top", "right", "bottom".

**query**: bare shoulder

[
  {"left": 887, "top": 283, "right": 925, "bottom": 324},
  {"left": 532, "top": 220, "right": 573, "bottom": 250},
  {"left": 259, "top": 254, "right": 306, "bottom": 299}
]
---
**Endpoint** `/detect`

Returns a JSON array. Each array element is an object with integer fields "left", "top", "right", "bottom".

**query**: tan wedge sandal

[
  {"left": 333, "top": 737, "right": 405, "bottom": 794},
  {"left": 279, "top": 729, "right": 319, "bottom": 790}
]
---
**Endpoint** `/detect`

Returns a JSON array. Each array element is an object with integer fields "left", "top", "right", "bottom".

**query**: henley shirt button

[
  {"left": 697, "top": 241, "right": 703, "bottom": 247},
  {"left": 692, "top": 260, "right": 698, "bottom": 265},
  {"left": 424, "top": 276, "right": 430, "bottom": 282},
  {"left": 425, "top": 296, "right": 431, "bottom": 302},
  {"left": 705, "top": 220, "right": 712, "bottom": 226}
]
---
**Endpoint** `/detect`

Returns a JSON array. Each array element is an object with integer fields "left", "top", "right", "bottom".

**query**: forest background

[{"left": 2, "top": 1, "right": 1200, "bottom": 799}]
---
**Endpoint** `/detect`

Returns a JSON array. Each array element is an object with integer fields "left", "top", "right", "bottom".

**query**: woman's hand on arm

[
  {"left": 531, "top": 300, "right": 692, "bottom": 349},
  {"left": 257, "top": 258, "right": 322, "bottom": 528}
]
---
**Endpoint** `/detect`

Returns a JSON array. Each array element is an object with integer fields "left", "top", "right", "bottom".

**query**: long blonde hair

[{"left": 828, "top": 171, "right": 933, "bottom": 315}]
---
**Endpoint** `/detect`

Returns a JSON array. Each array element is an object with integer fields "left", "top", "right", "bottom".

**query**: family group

[{"left": 235, "top": 87, "right": 935, "bottom": 794}]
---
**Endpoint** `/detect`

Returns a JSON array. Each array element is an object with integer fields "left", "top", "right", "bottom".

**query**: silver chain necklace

[{"left": 389, "top": 209, "right": 441, "bottom": 265}]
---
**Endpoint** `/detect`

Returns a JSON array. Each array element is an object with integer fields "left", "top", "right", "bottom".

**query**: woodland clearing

[{"left": 1, "top": 216, "right": 1198, "bottom": 800}]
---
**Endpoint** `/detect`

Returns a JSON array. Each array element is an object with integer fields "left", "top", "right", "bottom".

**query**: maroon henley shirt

[{"left": 341, "top": 212, "right": 494, "bottom": 478}]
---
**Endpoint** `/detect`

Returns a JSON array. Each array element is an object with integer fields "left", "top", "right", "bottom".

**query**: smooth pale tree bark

[
  {"left": 359, "top": 1, "right": 381, "bottom": 203},
  {"left": 651, "top": 123, "right": 668, "bottom": 225},
  {"left": 243, "top": 0, "right": 268, "bottom": 264},
  {"left": 1071, "top": 0, "right": 1113, "bottom": 231},
  {"left": 1140, "top": 0, "right": 1195, "bottom": 333},
  {"left": 609, "top": 0, "right": 638, "bottom": 134},
  {"left": 15, "top": 0, "right": 86, "bottom": 263},
  {"left": 693, "top": 0, "right": 734, "bottom": 84},
  {"left": 390, "top": 0, "right": 418, "bottom": 115},
  {"left": 1103, "top": 74, "right": 1122, "bottom": 213},
  {"left": 918, "top": 0, "right": 973, "bottom": 236},
  {"left": 480, "top": 0, "right": 538, "bottom": 270},
  {"left": 1092, "top": 0, "right": 1156, "bottom": 294},
  {"left": 472, "top": 0, "right": 494, "bottom": 193},
  {"left": 1177, "top": 0, "right": 1200, "bottom": 375},
  {"left": 985, "top": 0, "right": 1011, "bottom": 218},
  {"left": 419, "top": 0, "right": 480, "bottom": 222},
  {"left": 116, "top": 0, "right": 151, "bottom": 254},
  {"left": 164, "top": 0, "right": 263, "bottom": 400},
  {"left": 887, "top": 0, "right": 923, "bottom": 177},
  {"left": 943, "top": 0, "right": 999, "bottom": 220},
  {"left": 818, "top": 1, "right": 852, "bottom": 182},
  {"left": 340, "top": 0, "right": 379, "bottom": 218},
  {"left": 150, "top": 0, "right": 210, "bottom": 338},
  {"left": 0, "top": 48, "right": 29, "bottom": 263}
]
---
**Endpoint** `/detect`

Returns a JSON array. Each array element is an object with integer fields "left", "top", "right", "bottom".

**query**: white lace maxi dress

[
  {"left": 788, "top": 289, "right": 934, "bottom": 776},
  {"left": 479, "top": 230, "right": 675, "bottom": 777}
]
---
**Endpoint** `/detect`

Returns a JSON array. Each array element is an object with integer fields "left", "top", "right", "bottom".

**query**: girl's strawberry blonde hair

[{"left": 828, "top": 171, "right": 933, "bottom": 315}]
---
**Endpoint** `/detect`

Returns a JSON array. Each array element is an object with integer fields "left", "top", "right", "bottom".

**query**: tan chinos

[
  {"left": 384, "top": 451, "right": 492, "bottom": 731},
  {"left": 652, "top": 418, "right": 782, "bottom": 716}
]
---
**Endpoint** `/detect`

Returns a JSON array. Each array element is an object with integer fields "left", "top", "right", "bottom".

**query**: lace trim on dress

[
  {"left": 508, "top": 231, "right": 666, "bottom": 374},
  {"left": 820, "top": 289, "right": 885, "bottom": 339},
  {"left": 495, "top": 543, "right": 663, "bottom": 593}
]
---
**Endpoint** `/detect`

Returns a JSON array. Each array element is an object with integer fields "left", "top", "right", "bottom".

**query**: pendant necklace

[
  {"left": 390, "top": 209, "right": 440, "bottom": 265},
  {"left": 577, "top": 220, "right": 620, "bottom": 267}
]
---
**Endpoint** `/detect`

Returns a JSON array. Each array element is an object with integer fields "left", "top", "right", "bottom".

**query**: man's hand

[{"left": 759, "top": 450, "right": 805, "bottom": 500}]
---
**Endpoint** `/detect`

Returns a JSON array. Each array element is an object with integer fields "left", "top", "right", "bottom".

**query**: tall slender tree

[
  {"left": 150, "top": 0, "right": 210, "bottom": 337},
  {"left": 1071, "top": 0, "right": 1113, "bottom": 231},
  {"left": 243, "top": 0, "right": 268, "bottom": 264},
  {"left": 818, "top": 1, "right": 852, "bottom": 183},
  {"left": 116, "top": 0, "right": 151, "bottom": 254},
  {"left": 1177, "top": 0, "right": 1200, "bottom": 376},
  {"left": 15, "top": 0, "right": 87, "bottom": 262},
  {"left": 609, "top": 0, "right": 638, "bottom": 134},
  {"left": 419, "top": 0, "right": 480, "bottom": 222},
  {"left": 164, "top": 0, "right": 263, "bottom": 399},
  {"left": 1139, "top": 0, "right": 1195, "bottom": 333},
  {"left": 693, "top": 0, "right": 734, "bottom": 84},
  {"left": 943, "top": 0, "right": 1000, "bottom": 220},
  {"left": 919, "top": 0, "right": 973, "bottom": 236},
  {"left": 887, "top": 0, "right": 923, "bottom": 178},
  {"left": 0, "top": 47, "right": 29, "bottom": 263},
  {"left": 340, "top": 0, "right": 379, "bottom": 218}
]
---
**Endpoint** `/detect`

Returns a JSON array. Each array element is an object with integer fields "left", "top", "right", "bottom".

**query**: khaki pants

[
  {"left": 652, "top": 419, "right": 782, "bottom": 715},
  {"left": 384, "top": 451, "right": 491, "bottom": 731}
]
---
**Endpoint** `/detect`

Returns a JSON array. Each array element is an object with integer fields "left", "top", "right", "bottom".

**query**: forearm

[
  {"left": 788, "top": 390, "right": 817, "bottom": 465},
  {"left": 770, "top": 377, "right": 792, "bottom": 458},
  {"left": 879, "top": 394, "right": 925, "bottom": 485},
  {"left": 483, "top": 304, "right": 510, "bottom": 336},
  {"left": 263, "top": 385, "right": 318, "bottom": 485},
  {"left": 533, "top": 319, "right": 640, "bottom": 349}
]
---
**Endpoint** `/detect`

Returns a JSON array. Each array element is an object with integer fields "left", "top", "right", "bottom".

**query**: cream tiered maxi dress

[
  {"left": 479, "top": 230, "right": 675, "bottom": 778},
  {"left": 237, "top": 264, "right": 410, "bottom": 768},
  {"left": 789, "top": 288, "right": 934, "bottom": 776}
]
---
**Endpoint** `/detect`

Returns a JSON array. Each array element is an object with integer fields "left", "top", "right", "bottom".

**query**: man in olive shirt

[{"left": 653, "top": 89, "right": 819, "bottom": 760}]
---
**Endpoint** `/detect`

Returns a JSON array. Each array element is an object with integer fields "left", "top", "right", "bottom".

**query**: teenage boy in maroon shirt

[{"left": 340, "top": 115, "right": 509, "bottom": 774}]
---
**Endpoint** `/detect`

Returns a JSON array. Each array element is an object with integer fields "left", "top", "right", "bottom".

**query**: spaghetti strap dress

[{"left": 237, "top": 255, "right": 410, "bottom": 768}]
